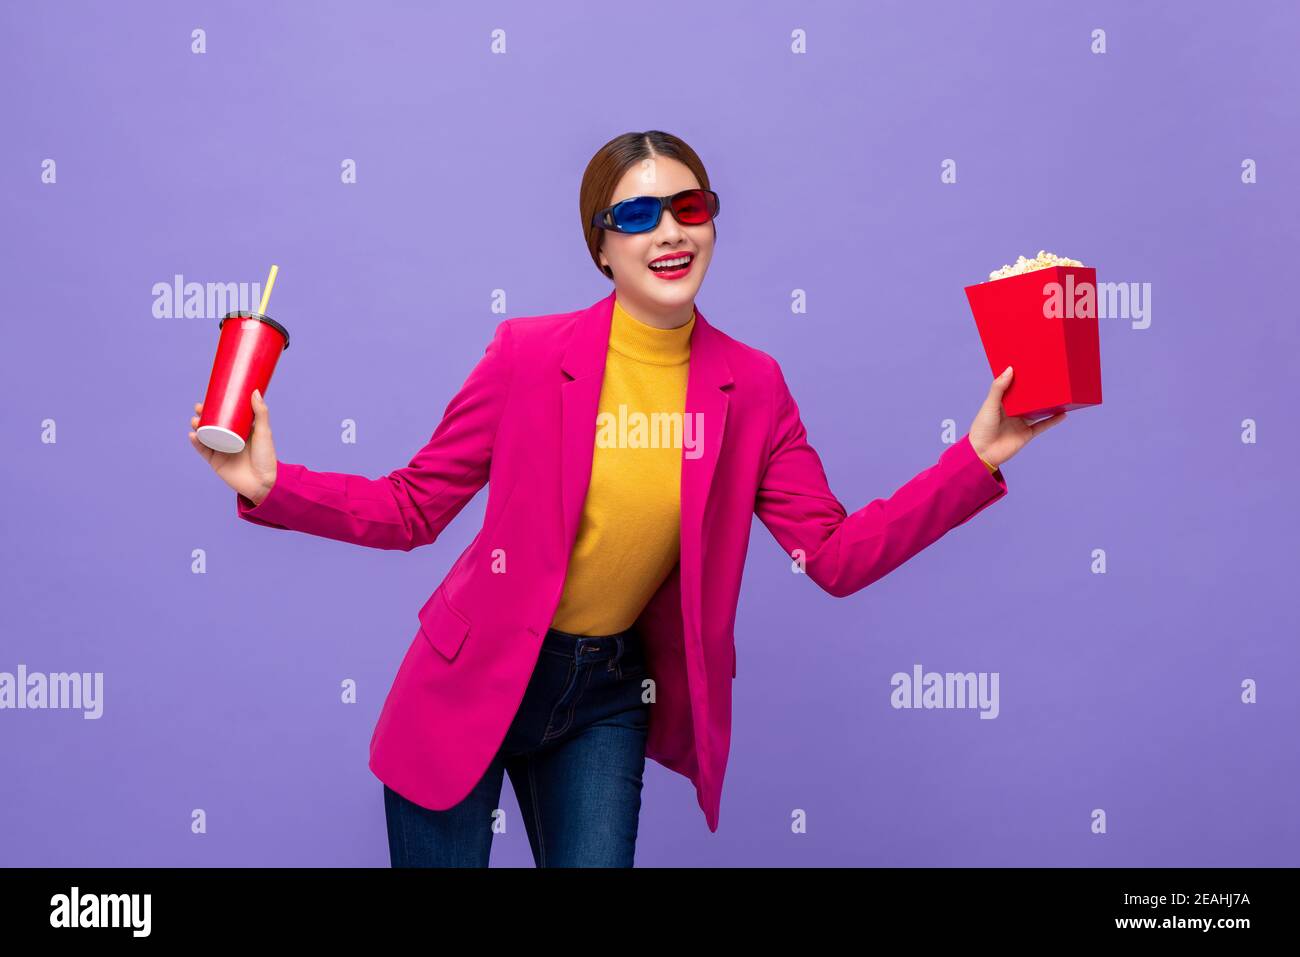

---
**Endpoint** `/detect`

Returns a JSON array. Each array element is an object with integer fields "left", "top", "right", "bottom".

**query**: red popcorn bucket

[
  {"left": 964, "top": 265, "right": 1102, "bottom": 419},
  {"left": 195, "top": 311, "right": 290, "bottom": 453}
]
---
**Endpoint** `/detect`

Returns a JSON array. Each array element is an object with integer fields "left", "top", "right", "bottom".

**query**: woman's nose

[{"left": 655, "top": 219, "right": 685, "bottom": 242}]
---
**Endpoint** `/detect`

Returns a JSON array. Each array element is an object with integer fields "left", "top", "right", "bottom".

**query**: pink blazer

[{"left": 236, "top": 289, "right": 1008, "bottom": 831}]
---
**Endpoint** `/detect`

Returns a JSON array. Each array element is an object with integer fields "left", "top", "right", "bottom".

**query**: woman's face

[{"left": 597, "top": 156, "right": 714, "bottom": 321}]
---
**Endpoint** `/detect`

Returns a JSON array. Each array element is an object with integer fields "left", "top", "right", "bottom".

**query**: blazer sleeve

[
  {"left": 234, "top": 319, "right": 515, "bottom": 552},
  {"left": 753, "top": 357, "right": 1008, "bottom": 598}
]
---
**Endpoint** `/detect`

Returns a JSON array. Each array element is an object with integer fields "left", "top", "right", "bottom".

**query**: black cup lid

[{"left": 219, "top": 311, "right": 290, "bottom": 350}]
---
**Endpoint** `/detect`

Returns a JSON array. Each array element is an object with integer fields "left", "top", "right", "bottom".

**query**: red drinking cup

[
  {"left": 963, "top": 265, "right": 1102, "bottom": 419},
  {"left": 195, "top": 311, "right": 291, "bottom": 453}
]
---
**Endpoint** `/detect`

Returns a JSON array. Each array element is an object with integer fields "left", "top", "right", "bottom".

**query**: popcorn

[{"left": 988, "top": 250, "right": 1084, "bottom": 281}]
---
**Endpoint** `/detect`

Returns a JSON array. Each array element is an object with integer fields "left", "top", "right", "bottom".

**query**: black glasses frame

[{"left": 590, "top": 188, "right": 721, "bottom": 234}]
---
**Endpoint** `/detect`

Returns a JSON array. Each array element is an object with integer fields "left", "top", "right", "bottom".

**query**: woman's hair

[{"left": 579, "top": 130, "right": 714, "bottom": 280}]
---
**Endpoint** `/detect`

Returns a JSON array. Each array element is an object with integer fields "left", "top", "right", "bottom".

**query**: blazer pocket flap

[{"left": 418, "top": 587, "right": 471, "bottom": 662}]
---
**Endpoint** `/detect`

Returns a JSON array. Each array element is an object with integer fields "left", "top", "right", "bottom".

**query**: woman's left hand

[{"left": 968, "top": 366, "right": 1067, "bottom": 470}]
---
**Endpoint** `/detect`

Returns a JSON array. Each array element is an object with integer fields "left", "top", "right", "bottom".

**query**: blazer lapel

[
  {"left": 676, "top": 303, "right": 733, "bottom": 648},
  {"left": 558, "top": 294, "right": 615, "bottom": 562}
]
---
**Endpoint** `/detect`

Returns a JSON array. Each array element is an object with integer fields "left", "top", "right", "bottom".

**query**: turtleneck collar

[{"left": 609, "top": 296, "right": 695, "bottom": 366}]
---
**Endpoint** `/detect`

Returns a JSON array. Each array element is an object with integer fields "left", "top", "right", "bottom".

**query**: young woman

[{"left": 188, "top": 130, "right": 1065, "bottom": 867}]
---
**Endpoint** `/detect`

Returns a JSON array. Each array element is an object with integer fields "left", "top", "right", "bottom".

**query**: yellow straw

[{"left": 257, "top": 264, "right": 279, "bottom": 315}]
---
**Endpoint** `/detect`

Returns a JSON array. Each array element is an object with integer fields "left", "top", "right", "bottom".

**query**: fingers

[
  {"left": 1028, "top": 411, "right": 1067, "bottom": 437},
  {"left": 989, "top": 366, "right": 1014, "bottom": 396},
  {"left": 251, "top": 389, "right": 270, "bottom": 426},
  {"left": 188, "top": 430, "right": 214, "bottom": 464}
]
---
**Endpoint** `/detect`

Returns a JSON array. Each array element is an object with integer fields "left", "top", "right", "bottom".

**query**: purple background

[{"left": 3, "top": 0, "right": 1297, "bottom": 867}]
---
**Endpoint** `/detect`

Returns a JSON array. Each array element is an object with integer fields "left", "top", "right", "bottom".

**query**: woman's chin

[{"left": 637, "top": 276, "right": 702, "bottom": 308}]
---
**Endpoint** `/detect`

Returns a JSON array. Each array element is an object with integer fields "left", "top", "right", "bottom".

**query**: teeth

[{"left": 651, "top": 256, "right": 691, "bottom": 269}]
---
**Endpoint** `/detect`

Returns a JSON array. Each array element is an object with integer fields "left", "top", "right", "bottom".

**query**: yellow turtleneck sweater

[{"left": 549, "top": 297, "right": 695, "bottom": 636}]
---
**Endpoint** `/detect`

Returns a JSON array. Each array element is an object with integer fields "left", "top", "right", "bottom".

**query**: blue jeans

[{"left": 384, "top": 624, "right": 651, "bottom": 867}]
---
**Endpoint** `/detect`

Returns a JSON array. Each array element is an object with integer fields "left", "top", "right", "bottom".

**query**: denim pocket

[{"left": 615, "top": 642, "right": 648, "bottom": 681}]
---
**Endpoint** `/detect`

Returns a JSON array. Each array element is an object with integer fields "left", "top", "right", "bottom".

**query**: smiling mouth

[{"left": 648, "top": 253, "right": 694, "bottom": 274}]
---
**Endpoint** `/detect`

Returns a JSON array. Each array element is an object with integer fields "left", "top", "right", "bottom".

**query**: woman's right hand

[{"left": 188, "top": 389, "right": 279, "bottom": 505}]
